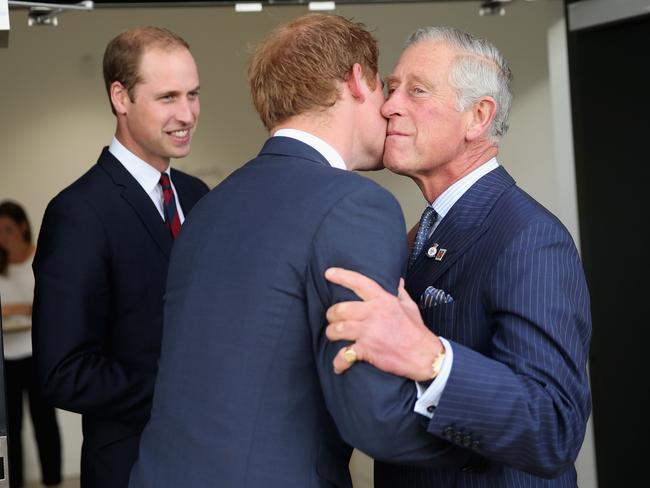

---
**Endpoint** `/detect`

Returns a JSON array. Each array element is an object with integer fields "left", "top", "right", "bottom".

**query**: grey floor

[{"left": 25, "top": 478, "right": 80, "bottom": 488}]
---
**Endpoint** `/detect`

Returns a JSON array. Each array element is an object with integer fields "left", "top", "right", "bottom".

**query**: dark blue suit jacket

[
  {"left": 130, "top": 137, "right": 465, "bottom": 488},
  {"left": 376, "top": 166, "right": 592, "bottom": 487},
  {"left": 32, "top": 148, "right": 208, "bottom": 488}
]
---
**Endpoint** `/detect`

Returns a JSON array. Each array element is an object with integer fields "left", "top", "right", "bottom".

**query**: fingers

[
  {"left": 332, "top": 344, "right": 364, "bottom": 374},
  {"left": 326, "top": 300, "right": 371, "bottom": 323},
  {"left": 325, "top": 267, "right": 386, "bottom": 301},
  {"left": 325, "top": 319, "right": 361, "bottom": 342}
]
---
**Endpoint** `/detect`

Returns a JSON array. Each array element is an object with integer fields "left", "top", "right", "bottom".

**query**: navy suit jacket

[
  {"left": 32, "top": 148, "right": 208, "bottom": 488},
  {"left": 376, "top": 166, "right": 592, "bottom": 487},
  {"left": 130, "top": 137, "right": 467, "bottom": 488}
]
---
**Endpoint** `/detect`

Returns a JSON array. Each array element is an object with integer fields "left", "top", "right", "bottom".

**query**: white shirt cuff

[{"left": 414, "top": 336, "right": 453, "bottom": 419}]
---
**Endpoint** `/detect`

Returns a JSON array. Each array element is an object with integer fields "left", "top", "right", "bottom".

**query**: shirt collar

[
  {"left": 273, "top": 128, "right": 347, "bottom": 171},
  {"left": 430, "top": 158, "right": 500, "bottom": 219},
  {"left": 108, "top": 137, "right": 171, "bottom": 193}
]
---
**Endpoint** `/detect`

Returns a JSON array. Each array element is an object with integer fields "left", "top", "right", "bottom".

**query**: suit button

[
  {"left": 472, "top": 440, "right": 481, "bottom": 450},
  {"left": 462, "top": 435, "right": 472, "bottom": 447},
  {"left": 444, "top": 426, "right": 454, "bottom": 440},
  {"left": 453, "top": 433, "right": 462, "bottom": 444}
]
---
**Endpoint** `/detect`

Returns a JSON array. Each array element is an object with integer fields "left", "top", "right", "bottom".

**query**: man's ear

[
  {"left": 110, "top": 81, "right": 130, "bottom": 115},
  {"left": 346, "top": 63, "right": 367, "bottom": 103},
  {"left": 466, "top": 96, "right": 497, "bottom": 141}
]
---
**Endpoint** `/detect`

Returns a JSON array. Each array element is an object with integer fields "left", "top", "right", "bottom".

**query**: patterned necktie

[
  {"left": 159, "top": 173, "right": 181, "bottom": 239},
  {"left": 408, "top": 206, "right": 437, "bottom": 270}
]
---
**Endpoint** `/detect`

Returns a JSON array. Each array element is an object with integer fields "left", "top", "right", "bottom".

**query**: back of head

[
  {"left": 407, "top": 27, "right": 512, "bottom": 143},
  {"left": 248, "top": 13, "right": 379, "bottom": 131},
  {"left": 103, "top": 26, "right": 191, "bottom": 114}
]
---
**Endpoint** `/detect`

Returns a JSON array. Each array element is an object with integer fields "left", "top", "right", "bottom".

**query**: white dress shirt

[
  {"left": 273, "top": 129, "right": 347, "bottom": 170},
  {"left": 108, "top": 137, "right": 186, "bottom": 223},
  {"left": 415, "top": 157, "right": 500, "bottom": 418}
]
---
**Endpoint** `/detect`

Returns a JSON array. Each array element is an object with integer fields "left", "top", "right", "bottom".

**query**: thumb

[{"left": 398, "top": 278, "right": 421, "bottom": 322}]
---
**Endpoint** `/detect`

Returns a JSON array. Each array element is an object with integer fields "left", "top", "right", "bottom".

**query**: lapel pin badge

[
  {"left": 426, "top": 243, "right": 439, "bottom": 258},
  {"left": 434, "top": 248, "right": 447, "bottom": 261}
]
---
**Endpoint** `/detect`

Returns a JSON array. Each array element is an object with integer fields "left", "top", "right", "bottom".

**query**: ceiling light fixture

[
  {"left": 308, "top": 1, "right": 336, "bottom": 11},
  {"left": 479, "top": 0, "right": 511, "bottom": 17},
  {"left": 235, "top": 2, "right": 262, "bottom": 13},
  {"left": 8, "top": 0, "right": 93, "bottom": 27}
]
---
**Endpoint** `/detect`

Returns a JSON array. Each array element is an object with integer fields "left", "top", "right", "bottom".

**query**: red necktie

[{"left": 159, "top": 173, "right": 181, "bottom": 239}]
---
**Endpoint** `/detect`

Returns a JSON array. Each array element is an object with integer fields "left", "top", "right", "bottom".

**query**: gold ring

[{"left": 343, "top": 346, "right": 358, "bottom": 364}]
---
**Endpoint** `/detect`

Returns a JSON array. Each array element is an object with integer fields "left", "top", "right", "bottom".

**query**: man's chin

[
  {"left": 383, "top": 158, "right": 409, "bottom": 176},
  {"left": 168, "top": 147, "right": 192, "bottom": 160}
]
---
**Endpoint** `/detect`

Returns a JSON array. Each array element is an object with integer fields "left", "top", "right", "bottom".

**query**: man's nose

[
  {"left": 176, "top": 98, "right": 197, "bottom": 124},
  {"left": 381, "top": 92, "right": 402, "bottom": 118}
]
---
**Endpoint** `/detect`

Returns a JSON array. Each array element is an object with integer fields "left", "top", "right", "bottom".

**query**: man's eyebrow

[
  {"left": 384, "top": 74, "right": 434, "bottom": 91},
  {"left": 411, "top": 74, "right": 435, "bottom": 89},
  {"left": 155, "top": 86, "right": 201, "bottom": 97},
  {"left": 155, "top": 90, "right": 180, "bottom": 97}
]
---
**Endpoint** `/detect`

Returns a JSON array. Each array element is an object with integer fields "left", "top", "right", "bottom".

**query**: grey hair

[{"left": 406, "top": 26, "right": 513, "bottom": 143}]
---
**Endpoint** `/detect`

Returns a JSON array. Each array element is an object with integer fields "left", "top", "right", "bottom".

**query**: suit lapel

[
  {"left": 98, "top": 148, "right": 173, "bottom": 259},
  {"left": 407, "top": 166, "right": 516, "bottom": 285},
  {"left": 170, "top": 168, "right": 195, "bottom": 218}
]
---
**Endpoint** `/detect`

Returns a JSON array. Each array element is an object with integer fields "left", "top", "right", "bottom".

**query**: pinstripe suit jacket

[{"left": 375, "top": 166, "right": 592, "bottom": 487}]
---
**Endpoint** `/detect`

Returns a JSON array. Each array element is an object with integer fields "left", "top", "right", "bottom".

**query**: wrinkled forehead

[{"left": 385, "top": 41, "right": 457, "bottom": 87}]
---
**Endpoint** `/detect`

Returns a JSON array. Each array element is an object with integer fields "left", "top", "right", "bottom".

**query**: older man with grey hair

[{"left": 325, "top": 26, "right": 592, "bottom": 487}]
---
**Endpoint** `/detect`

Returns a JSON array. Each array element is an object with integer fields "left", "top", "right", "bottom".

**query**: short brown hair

[
  {"left": 103, "top": 26, "right": 190, "bottom": 114},
  {"left": 248, "top": 13, "right": 379, "bottom": 131}
]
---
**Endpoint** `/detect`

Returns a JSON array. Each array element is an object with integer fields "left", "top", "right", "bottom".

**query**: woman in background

[{"left": 0, "top": 201, "right": 61, "bottom": 488}]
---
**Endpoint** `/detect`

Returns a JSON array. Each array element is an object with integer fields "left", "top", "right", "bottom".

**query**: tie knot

[
  {"left": 159, "top": 173, "right": 172, "bottom": 190},
  {"left": 408, "top": 206, "right": 438, "bottom": 270},
  {"left": 419, "top": 206, "right": 437, "bottom": 227}
]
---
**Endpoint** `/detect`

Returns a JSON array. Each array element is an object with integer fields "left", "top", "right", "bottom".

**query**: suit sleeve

[
  {"left": 306, "top": 182, "right": 469, "bottom": 467},
  {"left": 425, "top": 220, "right": 592, "bottom": 478},
  {"left": 32, "top": 192, "right": 154, "bottom": 424}
]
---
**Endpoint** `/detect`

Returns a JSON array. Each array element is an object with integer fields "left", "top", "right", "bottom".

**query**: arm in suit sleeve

[
  {"left": 306, "top": 181, "right": 469, "bottom": 467},
  {"left": 426, "top": 219, "right": 592, "bottom": 478},
  {"left": 32, "top": 192, "right": 154, "bottom": 424}
]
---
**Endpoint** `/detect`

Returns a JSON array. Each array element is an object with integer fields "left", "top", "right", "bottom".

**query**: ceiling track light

[
  {"left": 479, "top": 0, "right": 512, "bottom": 17},
  {"left": 9, "top": 0, "right": 93, "bottom": 26}
]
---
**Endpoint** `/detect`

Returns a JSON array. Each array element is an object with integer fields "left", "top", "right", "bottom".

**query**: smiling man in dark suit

[
  {"left": 129, "top": 14, "right": 469, "bottom": 488},
  {"left": 32, "top": 27, "right": 208, "bottom": 488},
  {"left": 325, "top": 27, "right": 592, "bottom": 487}
]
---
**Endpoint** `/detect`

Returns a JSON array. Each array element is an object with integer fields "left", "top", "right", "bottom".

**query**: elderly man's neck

[{"left": 417, "top": 144, "right": 498, "bottom": 203}]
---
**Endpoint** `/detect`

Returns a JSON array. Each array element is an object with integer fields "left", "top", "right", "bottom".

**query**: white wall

[{"left": 0, "top": 1, "right": 596, "bottom": 486}]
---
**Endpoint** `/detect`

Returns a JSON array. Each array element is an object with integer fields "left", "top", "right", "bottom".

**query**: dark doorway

[{"left": 566, "top": 1, "right": 650, "bottom": 487}]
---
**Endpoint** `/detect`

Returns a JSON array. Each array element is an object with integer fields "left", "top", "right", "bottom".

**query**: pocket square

[{"left": 419, "top": 286, "right": 454, "bottom": 309}]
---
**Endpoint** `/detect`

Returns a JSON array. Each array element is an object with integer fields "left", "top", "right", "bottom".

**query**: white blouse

[{"left": 0, "top": 253, "right": 34, "bottom": 360}]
